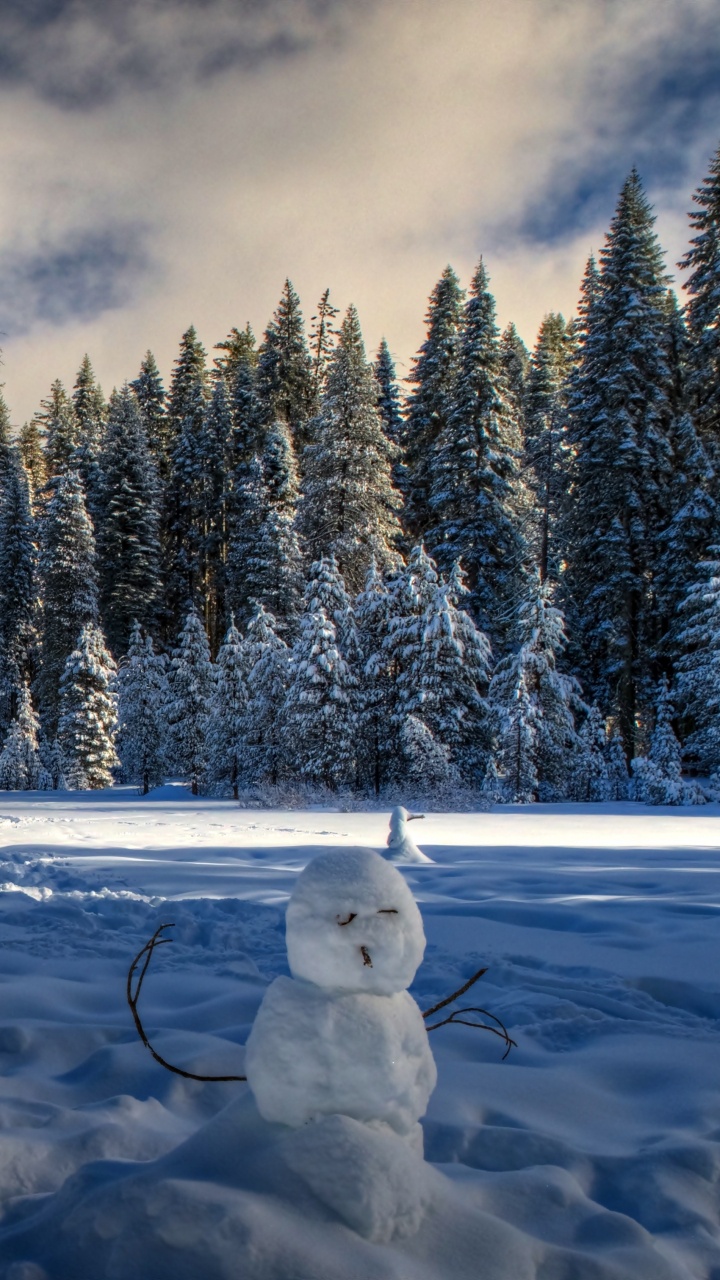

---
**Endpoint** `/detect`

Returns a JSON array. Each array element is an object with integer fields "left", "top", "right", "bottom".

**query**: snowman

[
  {"left": 386, "top": 804, "right": 433, "bottom": 864},
  {"left": 244, "top": 847, "right": 438, "bottom": 1238}
]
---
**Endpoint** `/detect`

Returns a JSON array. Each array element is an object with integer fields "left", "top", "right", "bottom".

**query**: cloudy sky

[{"left": 0, "top": 0, "right": 719, "bottom": 422}]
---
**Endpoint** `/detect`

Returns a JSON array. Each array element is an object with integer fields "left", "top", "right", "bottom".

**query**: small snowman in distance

[
  {"left": 386, "top": 804, "right": 433, "bottom": 864},
  {"left": 245, "top": 847, "right": 438, "bottom": 1240}
]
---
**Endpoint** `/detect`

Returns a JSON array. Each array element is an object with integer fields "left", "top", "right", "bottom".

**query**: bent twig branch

[
  {"left": 127, "top": 924, "right": 247, "bottom": 1082},
  {"left": 422, "top": 966, "right": 516, "bottom": 1060}
]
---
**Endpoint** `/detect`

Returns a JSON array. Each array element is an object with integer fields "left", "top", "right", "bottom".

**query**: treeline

[{"left": 0, "top": 146, "right": 719, "bottom": 803}]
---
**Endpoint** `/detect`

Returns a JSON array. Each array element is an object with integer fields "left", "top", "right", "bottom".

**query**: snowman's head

[{"left": 286, "top": 847, "right": 426, "bottom": 996}]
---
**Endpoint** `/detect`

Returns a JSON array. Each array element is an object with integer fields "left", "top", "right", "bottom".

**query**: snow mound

[{"left": 285, "top": 845, "right": 426, "bottom": 994}]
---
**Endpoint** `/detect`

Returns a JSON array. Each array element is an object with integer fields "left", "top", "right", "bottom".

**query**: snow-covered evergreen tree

[
  {"left": 0, "top": 449, "right": 37, "bottom": 736},
  {"left": 42, "top": 381, "right": 79, "bottom": 481},
  {"left": 240, "top": 604, "right": 290, "bottom": 788},
  {"left": 303, "top": 554, "right": 359, "bottom": 661},
  {"left": 631, "top": 678, "right": 696, "bottom": 805},
  {"left": 374, "top": 339, "right": 406, "bottom": 495},
  {"left": 404, "top": 266, "right": 464, "bottom": 534},
  {"left": 214, "top": 323, "right": 257, "bottom": 384},
  {"left": 245, "top": 420, "right": 303, "bottom": 631},
  {"left": 524, "top": 313, "right": 574, "bottom": 583},
  {"left": 131, "top": 351, "right": 168, "bottom": 478},
  {"left": 115, "top": 621, "right": 168, "bottom": 794},
  {"left": 489, "top": 578, "right": 583, "bottom": 799},
  {"left": 605, "top": 725, "right": 630, "bottom": 800},
  {"left": 427, "top": 259, "right": 527, "bottom": 646},
  {"left": 400, "top": 714, "right": 453, "bottom": 793},
  {"left": 97, "top": 386, "right": 162, "bottom": 657},
  {"left": 680, "top": 142, "right": 720, "bottom": 457},
  {"left": 57, "top": 623, "right": 118, "bottom": 790},
  {"left": 300, "top": 306, "right": 402, "bottom": 592},
  {"left": 166, "top": 609, "right": 214, "bottom": 795},
  {"left": 38, "top": 470, "right": 99, "bottom": 732},
  {"left": 71, "top": 355, "right": 105, "bottom": 519},
  {"left": 0, "top": 684, "right": 49, "bottom": 791},
  {"left": 355, "top": 560, "right": 394, "bottom": 794},
  {"left": 563, "top": 171, "right": 675, "bottom": 752},
  {"left": 283, "top": 606, "right": 355, "bottom": 789},
  {"left": 18, "top": 415, "right": 47, "bottom": 498},
  {"left": 204, "top": 619, "right": 248, "bottom": 798},
  {"left": 164, "top": 327, "right": 209, "bottom": 628},
  {"left": 495, "top": 672, "right": 539, "bottom": 804},
  {"left": 257, "top": 280, "right": 314, "bottom": 455},
  {"left": 573, "top": 704, "right": 610, "bottom": 801},
  {"left": 310, "top": 288, "right": 339, "bottom": 403},
  {"left": 675, "top": 549, "right": 720, "bottom": 774}
]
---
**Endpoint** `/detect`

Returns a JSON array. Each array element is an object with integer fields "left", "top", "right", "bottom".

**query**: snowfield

[{"left": 0, "top": 786, "right": 719, "bottom": 1278}]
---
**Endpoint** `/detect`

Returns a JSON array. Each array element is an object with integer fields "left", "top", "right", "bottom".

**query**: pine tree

[
  {"left": 680, "top": 142, "right": 720, "bottom": 456},
  {"left": 244, "top": 421, "right": 303, "bottom": 631},
  {"left": 38, "top": 470, "right": 98, "bottom": 733},
  {"left": 0, "top": 684, "right": 49, "bottom": 791},
  {"left": 200, "top": 375, "right": 233, "bottom": 646},
  {"left": 226, "top": 456, "right": 266, "bottom": 629},
  {"left": 675, "top": 548, "right": 720, "bottom": 774},
  {"left": 257, "top": 280, "right": 314, "bottom": 455},
  {"left": 72, "top": 355, "right": 105, "bottom": 518},
  {"left": 500, "top": 322, "right": 529, "bottom": 431},
  {"left": 490, "top": 578, "right": 583, "bottom": 800},
  {"left": 283, "top": 606, "right": 355, "bottom": 789},
  {"left": 310, "top": 289, "right": 339, "bottom": 403},
  {"left": 164, "top": 327, "right": 209, "bottom": 628},
  {"left": 397, "top": 560, "right": 492, "bottom": 785},
  {"left": 97, "top": 386, "right": 162, "bottom": 657},
  {"left": 355, "top": 559, "right": 394, "bottom": 795},
  {"left": 606, "top": 725, "right": 630, "bottom": 800},
  {"left": 115, "top": 621, "right": 167, "bottom": 794},
  {"left": 43, "top": 381, "right": 79, "bottom": 480},
  {"left": 224, "top": 355, "right": 265, "bottom": 625},
  {"left": 214, "top": 324, "right": 257, "bottom": 383},
  {"left": 574, "top": 704, "right": 610, "bottom": 801},
  {"left": 375, "top": 339, "right": 407, "bottom": 498},
  {"left": 404, "top": 266, "right": 464, "bottom": 534},
  {"left": 300, "top": 305, "right": 402, "bottom": 593},
  {"left": 131, "top": 351, "right": 168, "bottom": 478},
  {"left": 631, "top": 678, "right": 690, "bottom": 805},
  {"left": 524, "top": 313, "right": 574, "bottom": 583},
  {"left": 0, "top": 449, "right": 38, "bottom": 735},
  {"left": 400, "top": 714, "right": 453, "bottom": 793},
  {"left": 18, "top": 416, "right": 47, "bottom": 498},
  {"left": 166, "top": 609, "right": 214, "bottom": 794},
  {"left": 204, "top": 619, "right": 248, "bottom": 797},
  {"left": 240, "top": 604, "right": 290, "bottom": 788},
  {"left": 563, "top": 172, "right": 675, "bottom": 752},
  {"left": 427, "top": 259, "right": 527, "bottom": 645},
  {"left": 57, "top": 623, "right": 118, "bottom": 789},
  {"left": 303, "top": 555, "right": 359, "bottom": 660},
  {"left": 495, "top": 672, "right": 539, "bottom": 803}
]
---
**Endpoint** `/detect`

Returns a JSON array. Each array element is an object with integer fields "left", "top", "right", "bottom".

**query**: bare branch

[{"left": 127, "top": 924, "right": 247, "bottom": 1083}]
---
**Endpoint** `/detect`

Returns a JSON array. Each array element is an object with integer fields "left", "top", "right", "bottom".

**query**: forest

[{"left": 0, "top": 149, "right": 719, "bottom": 805}]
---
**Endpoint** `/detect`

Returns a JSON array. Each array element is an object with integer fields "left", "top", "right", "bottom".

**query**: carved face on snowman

[{"left": 245, "top": 848, "right": 437, "bottom": 1150}]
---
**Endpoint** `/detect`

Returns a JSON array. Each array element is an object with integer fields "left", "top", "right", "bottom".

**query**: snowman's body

[
  {"left": 245, "top": 848, "right": 437, "bottom": 1153},
  {"left": 386, "top": 806, "right": 433, "bottom": 864}
]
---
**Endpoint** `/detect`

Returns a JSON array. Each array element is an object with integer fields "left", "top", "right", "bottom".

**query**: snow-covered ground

[{"left": 0, "top": 786, "right": 719, "bottom": 1278}]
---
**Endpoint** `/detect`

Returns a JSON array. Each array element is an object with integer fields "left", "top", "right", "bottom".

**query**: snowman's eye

[
  {"left": 377, "top": 909, "right": 398, "bottom": 915},
  {"left": 336, "top": 913, "right": 357, "bottom": 926}
]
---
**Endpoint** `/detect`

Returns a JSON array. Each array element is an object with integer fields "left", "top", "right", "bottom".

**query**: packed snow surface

[{"left": 0, "top": 786, "right": 719, "bottom": 1278}]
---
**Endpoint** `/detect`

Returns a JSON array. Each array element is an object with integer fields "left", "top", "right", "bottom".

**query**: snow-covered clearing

[{"left": 0, "top": 786, "right": 718, "bottom": 1278}]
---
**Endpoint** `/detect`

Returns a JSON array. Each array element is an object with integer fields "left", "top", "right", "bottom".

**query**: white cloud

[{"left": 0, "top": 0, "right": 718, "bottom": 419}]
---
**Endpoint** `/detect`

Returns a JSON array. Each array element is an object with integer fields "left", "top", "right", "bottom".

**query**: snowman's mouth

[{"left": 360, "top": 946, "right": 373, "bottom": 968}]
